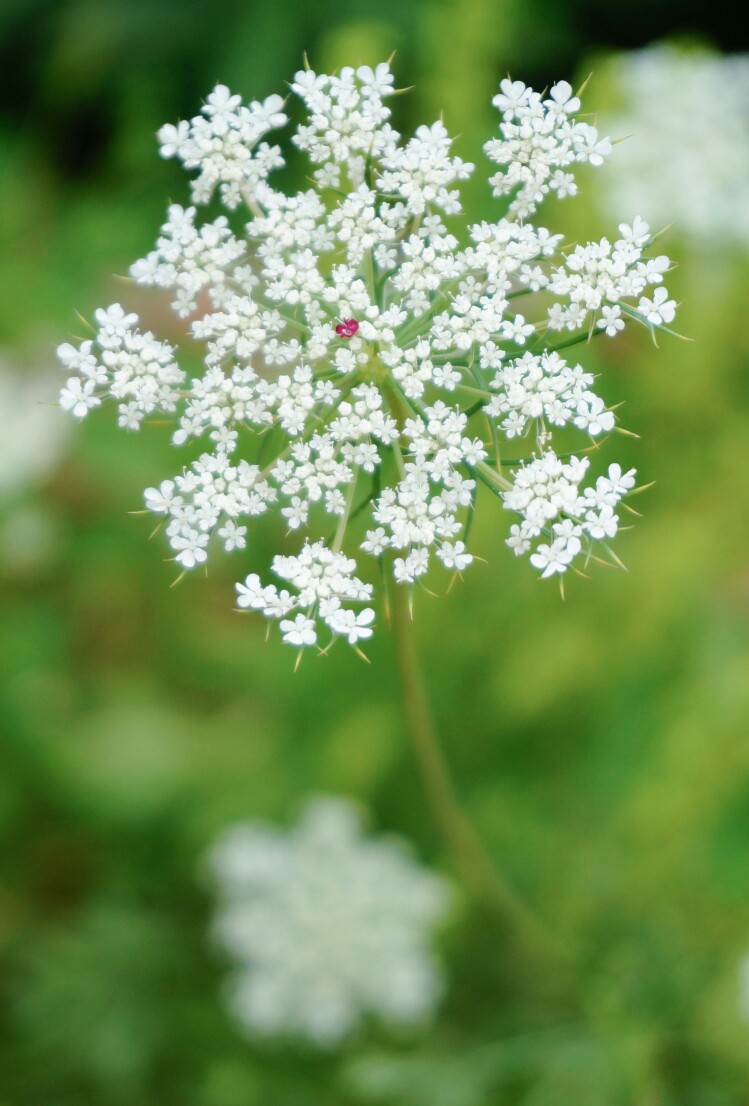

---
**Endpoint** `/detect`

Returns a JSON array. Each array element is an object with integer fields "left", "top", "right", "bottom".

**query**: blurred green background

[{"left": 3, "top": 1, "right": 749, "bottom": 1103}]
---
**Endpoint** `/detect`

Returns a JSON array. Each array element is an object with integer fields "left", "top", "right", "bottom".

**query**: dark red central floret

[{"left": 335, "top": 319, "right": 359, "bottom": 338}]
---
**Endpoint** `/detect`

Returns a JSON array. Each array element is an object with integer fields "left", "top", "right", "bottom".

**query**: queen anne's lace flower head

[
  {"left": 57, "top": 61, "right": 675, "bottom": 650},
  {"left": 207, "top": 796, "right": 450, "bottom": 1046}
]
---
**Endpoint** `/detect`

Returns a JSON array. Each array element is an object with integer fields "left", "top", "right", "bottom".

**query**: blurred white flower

[
  {"left": 600, "top": 44, "right": 749, "bottom": 248},
  {"left": 207, "top": 796, "right": 451, "bottom": 1046},
  {"left": 0, "top": 356, "right": 69, "bottom": 499}
]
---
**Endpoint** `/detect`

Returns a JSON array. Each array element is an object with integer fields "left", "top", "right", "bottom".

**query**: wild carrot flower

[
  {"left": 57, "top": 62, "right": 674, "bottom": 650},
  {"left": 207, "top": 796, "right": 450, "bottom": 1045}
]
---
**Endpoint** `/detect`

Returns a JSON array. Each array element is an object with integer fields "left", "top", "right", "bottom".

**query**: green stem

[
  {"left": 542, "top": 325, "right": 604, "bottom": 355},
  {"left": 332, "top": 475, "right": 357, "bottom": 553},
  {"left": 390, "top": 583, "right": 565, "bottom": 962}
]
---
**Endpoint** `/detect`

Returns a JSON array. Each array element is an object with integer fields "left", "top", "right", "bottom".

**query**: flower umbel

[
  {"left": 207, "top": 796, "right": 450, "bottom": 1046},
  {"left": 58, "top": 63, "right": 674, "bottom": 649}
]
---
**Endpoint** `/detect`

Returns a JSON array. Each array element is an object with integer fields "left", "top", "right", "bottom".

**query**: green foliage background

[{"left": 2, "top": 1, "right": 749, "bottom": 1102}]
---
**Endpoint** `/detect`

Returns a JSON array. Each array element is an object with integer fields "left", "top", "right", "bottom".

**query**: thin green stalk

[
  {"left": 390, "top": 583, "right": 566, "bottom": 963},
  {"left": 332, "top": 476, "right": 357, "bottom": 553}
]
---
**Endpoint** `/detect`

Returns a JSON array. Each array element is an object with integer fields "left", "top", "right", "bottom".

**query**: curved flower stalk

[{"left": 58, "top": 62, "right": 675, "bottom": 652}]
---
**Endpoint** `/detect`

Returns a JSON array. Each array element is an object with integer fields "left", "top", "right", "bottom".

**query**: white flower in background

[
  {"left": 57, "top": 62, "right": 674, "bottom": 649},
  {"left": 0, "top": 357, "right": 69, "bottom": 499},
  {"left": 600, "top": 44, "right": 749, "bottom": 247},
  {"left": 207, "top": 796, "right": 450, "bottom": 1046}
]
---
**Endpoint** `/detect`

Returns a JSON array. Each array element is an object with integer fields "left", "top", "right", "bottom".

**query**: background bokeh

[{"left": 3, "top": 1, "right": 749, "bottom": 1103}]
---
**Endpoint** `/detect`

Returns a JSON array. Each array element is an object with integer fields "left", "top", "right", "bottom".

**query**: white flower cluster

[
  {"left": 486, "top": 78, "right": 612, "bottom": 217},
  {"left": 156, "top": 84, "right": 287, "bottom": 208},
  {"left": 236, "top": 542, "right": 375, "bottom": 646},
  {"left": 545, "top": 217, "right": 674, "bottom": 334},
  {"left": 486, "top": 350, "right": 615, "bottom": 438},
  {"left": 58, "top": 304, "right": 184, "bottom": 430},
  {"left": 130, "top": 205, "right": 247, "bottom": 317},
  {"left": 208, "top": 796, "right": 450, "bottom": 1046},
  {"left": 600, "top": 44, "right": 749, "bottom": 248},
  {"left": 504, "top": 456, "right": 636, "bottom": 577},
  {"left": 57, "top": 62, "right": 674, "bottom": 649}
]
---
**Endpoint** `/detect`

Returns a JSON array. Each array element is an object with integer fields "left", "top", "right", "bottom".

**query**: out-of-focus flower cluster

[
  {"left": 1, "top": 356, "right": 68, "bottom": 499},
  {"left": 0, "top": 357, "right": 69, "bottom": 573},
  {"left": 57, "top": 62, "right": 675, "bottom": 649},
  {"left": 207, "top": 796, "right": 450, "bottom": 1046},
  {"left": 600, "top": 44, "right": 749, "bottom": 248}
]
